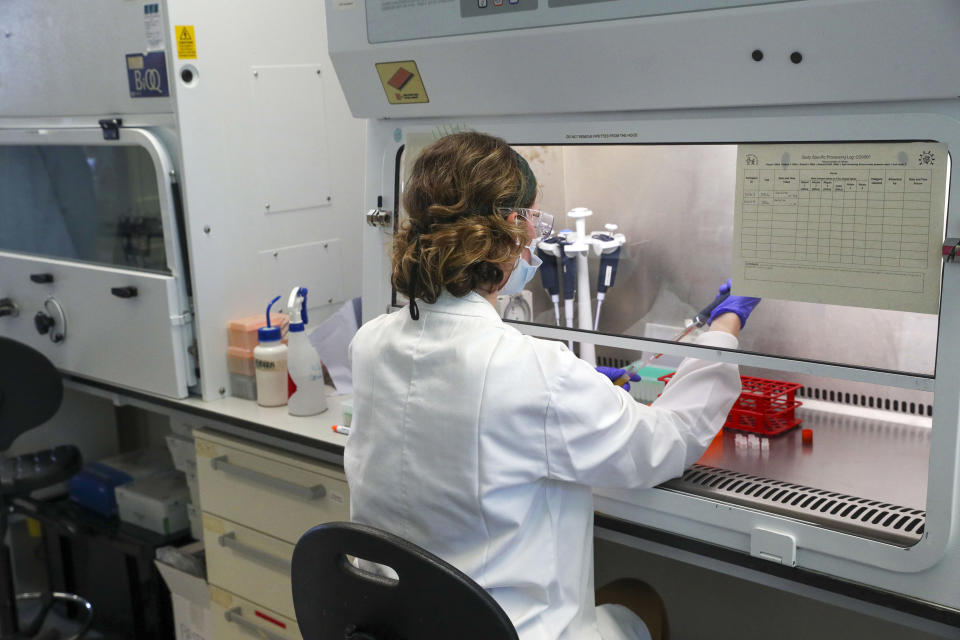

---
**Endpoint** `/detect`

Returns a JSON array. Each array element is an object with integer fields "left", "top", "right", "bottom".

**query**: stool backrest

[
  {"left": 0, "top": 337, "right": 63, "bottom": 451},
  {"left": 292, "top": 521, "right": 519, "bottom": 640}
]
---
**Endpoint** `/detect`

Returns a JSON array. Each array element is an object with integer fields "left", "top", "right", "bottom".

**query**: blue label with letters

[{"left": 125, "top": 51, "right": 169, "bottom": 98}]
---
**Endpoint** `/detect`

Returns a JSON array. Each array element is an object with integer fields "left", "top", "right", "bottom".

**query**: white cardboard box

[
  {"left": 116, "top": 471, "right": 190, "bottom": 535},
  {"left": 155, "top": 542, "right": 211, "bottom": 640}
]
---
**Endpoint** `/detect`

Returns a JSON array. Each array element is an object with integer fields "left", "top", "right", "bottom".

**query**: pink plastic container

[
  {"left": 227, "top": 313, "right": 289, "bottom": 350},
  {"left": 226, "top": 346, "right": 256, "bottom": 376}
]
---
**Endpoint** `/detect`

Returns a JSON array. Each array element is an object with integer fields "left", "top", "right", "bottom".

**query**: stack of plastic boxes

[
  {"left": 226, "top": 312, "right": 288, "bottom": 400},
  {"left": 166, "top": 418, "right": 203, "bottom": 539}
]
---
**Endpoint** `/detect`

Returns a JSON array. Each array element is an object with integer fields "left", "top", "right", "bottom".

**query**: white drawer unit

[
  {"left": 203, "top": 514, "right": 296, "bottom": 619},
  {"left": 195, "top": 430, "right": 349, "bottom": 544},
  {"left": 195, "top": 429, "right": 349, "bottom": 638},
  {"left": 210, "top": 586, "right": 303, "bottom": 640}
]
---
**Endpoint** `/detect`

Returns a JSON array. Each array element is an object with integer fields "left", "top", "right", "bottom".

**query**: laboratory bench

[
  {"left": 59, "top": 375, "right": 960, "bottom": 639},
  {"left": 62, "top": 376, "right": 351, "bottom": 640}
]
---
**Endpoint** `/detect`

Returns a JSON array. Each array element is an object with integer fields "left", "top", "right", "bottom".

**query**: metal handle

[
  {"left": 110, "top": 286, "right": 139, "bottom": 298},
  {"left": 224, "top": 607, "right": 286, "bottom": 640},
  {"left": 210, "top": 456, "right": 326, "bottom": 500},
  {"left": 218, "top": 531, "right": 292, "bottom": 574},
  {"left": 366, "top": 208, "right": 392, "bottom": 228}
]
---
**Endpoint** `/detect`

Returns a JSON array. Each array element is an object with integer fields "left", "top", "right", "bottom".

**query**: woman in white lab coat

[{"left": 346, "top": 132, "right": 756, "bottom": 640}]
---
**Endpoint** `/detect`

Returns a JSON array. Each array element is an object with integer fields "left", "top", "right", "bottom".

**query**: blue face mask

[{"left": 500, "top": 240, "right": 542, "bottom": 296}]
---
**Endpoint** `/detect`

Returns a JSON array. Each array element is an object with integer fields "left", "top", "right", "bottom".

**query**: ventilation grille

[
  {"left": 597, "top": 356, "right": 631, "bottom": 369},
  {"left": 797, "top": 386, "right": 932, "bottom": 417},
  {"left": 664, "top": 464, "right": 925, "bottom": 547},
  {"left": 597, "top": 355, "right": 932, "bottom": 417}
]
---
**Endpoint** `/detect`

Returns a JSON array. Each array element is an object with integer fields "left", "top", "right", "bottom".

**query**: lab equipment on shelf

[
  {"left": 115, "top": 470, "right": 190, "bottom": 536},
  {"left": 253, "top": 296, "right": 288, "bottom": 407},
  {"left": 536, "top": 217, "right": 625, "bottom": 357},
  {"left": 68, "top": 448, "right": 175, "bottom": 518}
]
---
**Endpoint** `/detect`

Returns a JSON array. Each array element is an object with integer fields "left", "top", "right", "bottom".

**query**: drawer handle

[
  {"left": 218, "top": 532, "right": 292, "bottom": 574},
  {"left": 210, "top": 456, "right": 327, "bottom": 500},
  {"left": 224, "top": 607, "right": 286, "bottom": 640}
]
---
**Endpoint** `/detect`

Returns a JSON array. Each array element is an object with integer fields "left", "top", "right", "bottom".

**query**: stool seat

[
  {"left": 292, "top": 521, "right": 519, "bottom": 640},
  {"left": 0, "top": 446, "right": 81, "bottom": 496}
]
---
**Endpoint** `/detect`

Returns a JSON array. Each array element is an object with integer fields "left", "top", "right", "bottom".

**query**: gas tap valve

[{"left": 0, "top": 298, "right": 19, "bottom": 318}]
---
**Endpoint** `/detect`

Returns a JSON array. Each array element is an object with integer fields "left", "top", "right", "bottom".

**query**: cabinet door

[{"left": 0, "top": 127, "right": 194, "bottom": 397}]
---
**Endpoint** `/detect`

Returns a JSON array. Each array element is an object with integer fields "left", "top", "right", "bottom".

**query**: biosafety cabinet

[
  {"left": 327, "top": 0, "right": 960, "bottom": 625},
  {"left": 0, "top": 1, "right": 364, "bottom": 399}
]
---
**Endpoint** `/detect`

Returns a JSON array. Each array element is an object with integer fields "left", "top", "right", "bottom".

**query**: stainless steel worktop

[{"left": 665, "top": 400, "right": 931, "bottom": 545}]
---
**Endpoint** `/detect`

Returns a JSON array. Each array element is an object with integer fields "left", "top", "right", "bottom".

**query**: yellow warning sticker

[
  {"left": 175, "top": 25, "right": 197, "bottom": 59},
  {"left": 376, "top": 61, "right": 429, "bottom": 105}
]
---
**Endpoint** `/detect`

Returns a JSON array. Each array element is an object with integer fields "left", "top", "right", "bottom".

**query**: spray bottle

[{"left": 287, "top": 287, "right": 328, "bottom": 416}]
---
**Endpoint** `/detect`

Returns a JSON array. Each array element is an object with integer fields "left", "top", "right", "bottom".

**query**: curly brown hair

[{"left": 393, "top": 132, "right": 537, "bottom": 319}]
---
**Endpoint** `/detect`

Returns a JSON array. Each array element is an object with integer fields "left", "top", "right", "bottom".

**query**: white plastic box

[
  {"left": 155, "top": 541, "right": 211, "bottom": 640},
  {"left": 116, "top": 471, "right": 190, "bottom": 535}
]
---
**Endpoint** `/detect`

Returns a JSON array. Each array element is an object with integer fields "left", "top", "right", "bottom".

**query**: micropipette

[
  {"left": 613, "top": 289, "right": 730, "bottom": 387},
  {"left": 536, "top": 239, "right": 563, "bottom": 326},
  {"left": 592, "top": 226, "right": 623, "bottom": 331}
]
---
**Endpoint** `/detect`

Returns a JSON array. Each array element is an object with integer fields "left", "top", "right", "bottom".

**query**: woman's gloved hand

[
  {"left": 596, "top": 367, "right": 641, "bottom": 391},
  {"left": 707, "top": 278, "right": 761, "bottom": 329}
]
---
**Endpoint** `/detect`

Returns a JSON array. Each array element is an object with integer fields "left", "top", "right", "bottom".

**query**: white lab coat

[{"left": 346, "top": 291, "right": 741, "bottom": 640}]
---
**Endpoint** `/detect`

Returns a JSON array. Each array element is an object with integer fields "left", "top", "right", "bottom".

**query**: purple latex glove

[
  {"left": 707, "top": 279, "right": 761, "bottom": 329},
  {"left": 596, "top": 366, "right": 641, "bottom": 391}
]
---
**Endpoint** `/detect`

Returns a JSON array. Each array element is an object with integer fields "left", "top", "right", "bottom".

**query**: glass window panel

[
  {"left": 509, "top": 144, "right": 946, "bottom": 376},
  {"left": 396, "top": 142, "right": 945, "bottom": 376},
  {"left": 0, "top": 144, "right": 168, "bottom": 272}
]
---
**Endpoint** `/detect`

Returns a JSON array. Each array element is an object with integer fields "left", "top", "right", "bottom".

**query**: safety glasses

[{"left": 499, "top": 207, "right": 555, "bottom": 238}]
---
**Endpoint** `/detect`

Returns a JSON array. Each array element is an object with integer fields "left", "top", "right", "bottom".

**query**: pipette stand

[{"left": 568, "top": 208, "right": 596, "bottom": 365}]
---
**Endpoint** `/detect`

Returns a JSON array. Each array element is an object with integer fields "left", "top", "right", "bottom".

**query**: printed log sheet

[{"left": 732, "top": 143, "right": 947, "bottom": 314}]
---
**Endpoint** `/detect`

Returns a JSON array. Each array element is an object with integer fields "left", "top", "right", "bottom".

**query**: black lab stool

[
  {"left": 0, "top": 337, "right": 91, "bottom": 639},
  {"left": 292, "top": 521, "right": 519, "bottom": 640}
]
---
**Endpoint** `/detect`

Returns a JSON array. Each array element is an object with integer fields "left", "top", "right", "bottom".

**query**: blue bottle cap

[{"left": 258, "top": 325, "right": 282, "bottom": 342}]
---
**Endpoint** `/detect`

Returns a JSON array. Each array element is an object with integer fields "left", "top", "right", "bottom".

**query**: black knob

[
  {"left": 29, "top": 273, "right": 54, "bottom": 284},
  {"left": 111, "top": 286, "right": 138, "bottom": 299},
  {"left": 34, "top": 311, "right": 54, "bottom": 335}
]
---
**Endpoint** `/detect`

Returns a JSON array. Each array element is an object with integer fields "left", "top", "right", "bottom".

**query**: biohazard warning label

[
  {"left": 376, "top": 60, "right": 429, "bottom": 105},
  {"left": 175, "top": 25, "right": 197, "bottom": 59}
]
